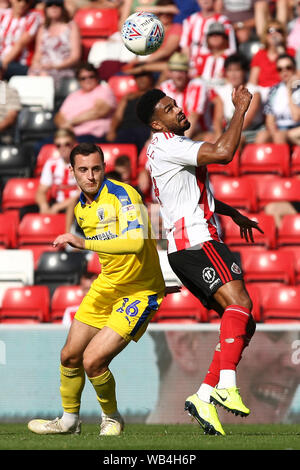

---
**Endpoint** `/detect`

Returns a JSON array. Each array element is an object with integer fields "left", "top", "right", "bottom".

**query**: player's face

[
  {"left": 72, "top": 152, "right": 106, "bottom": 201},
  {"left": 152, "top": 96, "right": 190, "bottom": 135}
]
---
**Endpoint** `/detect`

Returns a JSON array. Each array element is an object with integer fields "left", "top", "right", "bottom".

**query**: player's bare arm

[
  {"left": 197, "top": 85, "right": 252, "bottom": 166},
  {"left": 214, "top": 199, "right": 264, "bottom": 243}
]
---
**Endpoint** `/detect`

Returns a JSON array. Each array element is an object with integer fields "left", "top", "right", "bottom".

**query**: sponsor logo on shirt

[
  {"left": 231, "top": 262, "right": 242, "bottom": 275},
  {"left": 86, "top": 232, "right": 117, "bottom": 241},
  {"left": 202, "top": 267, "right": 216, "bottom": 283},
  {"left": 97, "top": 207, "right": 105, "bottom": 222}
]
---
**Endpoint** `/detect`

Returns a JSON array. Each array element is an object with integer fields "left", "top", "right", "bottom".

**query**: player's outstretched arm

[
  {"left": 196, "top": 85, "right": 252, "bottom": 166},
  {"left": 215, "top": 199, "right": 264, "bottom": 243},
  {"left": 53, "top": 229, "right": 145, "bottom": 254}
]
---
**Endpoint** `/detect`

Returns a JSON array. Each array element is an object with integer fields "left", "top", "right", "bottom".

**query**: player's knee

[
  {"left": 60, "top": 346, "right": 82, "bottom": 368},
  {"left": 82, "top": 352, "right": 107, "bottom": 377}
]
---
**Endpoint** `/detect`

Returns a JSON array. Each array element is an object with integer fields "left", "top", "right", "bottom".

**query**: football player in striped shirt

[{"left": 136, "top": 86, "right": 263, "bottom": 436}]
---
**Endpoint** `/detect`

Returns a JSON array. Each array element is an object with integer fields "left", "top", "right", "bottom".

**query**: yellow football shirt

[{"left": 74, "top": 178, "right": 165, "bottom": 295}]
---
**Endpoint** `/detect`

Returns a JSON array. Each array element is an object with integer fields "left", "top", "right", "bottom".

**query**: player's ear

[{"left": 151, "top": 119, "right": 163, "bottom": 132}]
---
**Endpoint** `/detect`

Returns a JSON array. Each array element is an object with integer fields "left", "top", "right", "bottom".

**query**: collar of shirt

[{"left": 79, "top": 177, "right": 107, "bottom": 207}]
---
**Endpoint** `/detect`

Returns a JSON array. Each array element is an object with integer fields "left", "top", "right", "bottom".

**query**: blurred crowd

[{"left": 1, "top": 0, "right": 300, "bottom": 239}]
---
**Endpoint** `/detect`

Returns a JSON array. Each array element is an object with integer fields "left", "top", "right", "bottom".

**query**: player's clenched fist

[{"left": 231, "top": 85, "right": 252, "bottom": 114}]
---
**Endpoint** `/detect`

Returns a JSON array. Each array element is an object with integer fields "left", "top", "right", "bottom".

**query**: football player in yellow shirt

[{"left": 28, "top": 143, "right": 166, "bottom": 436}]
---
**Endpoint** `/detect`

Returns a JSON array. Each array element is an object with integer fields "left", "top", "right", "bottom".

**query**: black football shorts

[{"left": 168, "top": 240, "right": 244, "bottom": 309}]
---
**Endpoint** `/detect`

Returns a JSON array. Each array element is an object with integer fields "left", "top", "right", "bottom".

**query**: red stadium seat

[
  {"left": 259, "top": 285, "right": 300, "bottom": 323},
  {"left": 100, "top": 143, "right": 138, "bottom": 179},
  {"left": 34, "top": 144, "right": 59, "bottom": 177},
  {"left": 1, "top": 178, "right": 39, "bottom": 210},
  {"left": 210, "top": 176, "right": 258, "bottom": 212},
  {"left": 220, "top": 212, "right": 277, "bottom": 249},
  {"left": 279, "top": 247, "right": 300, "bottom": 284},
  {"left": 0, "top": 286, "right": 50, "bottom": 323},
  {"left": 153, "top": 287, "right": 206, "bottom": 323},
  {"left": 17, "top": 213, "right": 66, "bottom": 246},
  {"left": 239, "top": 143, "right": 290, "bottom": 176},
  {"left": 277, "top": 214, "right": 300, "bottom": 247},
  {"left": 244, "top": 283, "right": 262, "bottom": 322},
  {"left": 74, "top": 8, "right": 119, "bottom": 54},
  {"left": 50, "top": 285, "right": 84, "bottom": 322},
  {"left": 256, "top": 177, "right": 300, "bottom": 210},
  {"left": 108, "top": 75, "right": 138, "bottom": 102},
  {"left": 240, "top": 249, "right": 295, "bottom": 285},
  {"left": 86, "top": 252, "right": 101, "bottom": 274},
  {"left": 0, "top": 212, "right": 18, "bottom": 248},
  {"left": 290, "top": 146, "right": 300, "bottom": 175},
  {"left": 207, "top": 151, "right": 240, "bottom": 177}
]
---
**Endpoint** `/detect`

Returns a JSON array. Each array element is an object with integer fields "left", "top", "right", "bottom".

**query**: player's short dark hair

[
  {"left": 136, "top": 88, "right": 166, "bottom": 126},
  {"left": 70, "top": 143, "right": 104, "bottom": 168}
]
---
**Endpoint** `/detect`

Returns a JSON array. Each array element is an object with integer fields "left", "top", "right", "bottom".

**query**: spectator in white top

[
  {"left": 0, "top": 0, "right": 42, "bottom": 79},
  {"left": 159, "top": 52, "right": 211, "bottom": 139},
  {"left": 212, "top": 53, "right": 263, "bottom": 146},
  {"left": 255, "top": 54, "right": 300, "bottom": 145},
  {"left": 19, "top": 129, "right": 79, "bottom": 220},
  {"left": 0, "top": 67, "right": 22, "bottom": 144}
]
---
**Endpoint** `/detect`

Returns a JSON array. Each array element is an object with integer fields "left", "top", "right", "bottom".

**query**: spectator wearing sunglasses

[
  {"left": 0, "top": 0, "right": 42, "bottom": 79},
  {"left": 19, "top": 129, "right": 79, "bottom": 220},
  {"left": 28, "top": 0, "right": 81, "bottom": 89},
  {"left": 249, "top": 20, "right": 296, "bottom": 104},
  {"left": 54, "top": 62, "right": 117, "bottom": 143},
  {"left": 255, "top": 54, "right": 300, "bottom": 145}
]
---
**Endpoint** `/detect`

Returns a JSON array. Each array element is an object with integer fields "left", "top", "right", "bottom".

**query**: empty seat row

[
  {"left": 0, "top": 285, "right": 84, "bottom": 323},
  {"left": 220, "top": 213, "right": 300, "bottom": 249},
  {"left": 1, "top": 246, "right": 299, "bottom": 286},
  {"left": 207, "top": 144, "right": 300, "bottom": 177},
  {"left": 1, "top": 283, "right": 298, "bottom": 324},
  {"left": 210, "top": 175, "right": 300, "bottom": 213}
]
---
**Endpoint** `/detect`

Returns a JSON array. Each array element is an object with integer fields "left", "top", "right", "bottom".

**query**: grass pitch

[{"left": 0, "top": 423, "right": 299, "bottom": 452}]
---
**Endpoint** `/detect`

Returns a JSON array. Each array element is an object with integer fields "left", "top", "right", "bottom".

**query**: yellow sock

[
  {"left": 88, "top": 369, "right": 117, "bottom": 415},
  {"left": 60, "top": 364, "right": 85, "bottom": 414}
]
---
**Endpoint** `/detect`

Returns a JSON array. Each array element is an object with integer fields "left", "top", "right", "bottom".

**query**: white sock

[
  {"left": 102, "top": 410, "right": 121, "bottom": 419},
  {"left": 218, "top": 370, "right": 236, "bottom": 389},
  {"left": 61, "top": 411, "right": 79, "bottom": 428},
  {"left": 196, "top": 383, "right": 213, "bottom": 403}
]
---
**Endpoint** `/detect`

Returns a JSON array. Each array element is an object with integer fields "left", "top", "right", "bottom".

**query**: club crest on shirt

[
  {"left": 97, "top": 207, "right": 105, "bottom": 222},
  {"left": 231, "top": 262, "right": 242, "bottom": 275},
  {"left": 202, "top": 267, "right": 216, "bottom": 284}
]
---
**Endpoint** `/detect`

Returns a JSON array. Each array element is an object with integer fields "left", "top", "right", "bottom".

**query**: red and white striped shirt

[
  {"left": 180, "top": 12, "right": 236, "bottom": 69},
  {"left": 0, "top": 8, "right": 42, "bottom": 66},
  {"left": 159, "top": 77, "right": 211, "bottom": 131},
  {"left": 40, "top": 156, "right": 78, "bottom": 203},
  {"left": 195, "top": 52, "right": 229, "bottom": 84},
  {"left": 146, "top": 132, "right": 221, "bottom": 254}
]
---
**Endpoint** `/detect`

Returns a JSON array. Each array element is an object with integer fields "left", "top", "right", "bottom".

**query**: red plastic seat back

[{"left": 0, "top": 286, "right": 50, "bottom": 322}]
